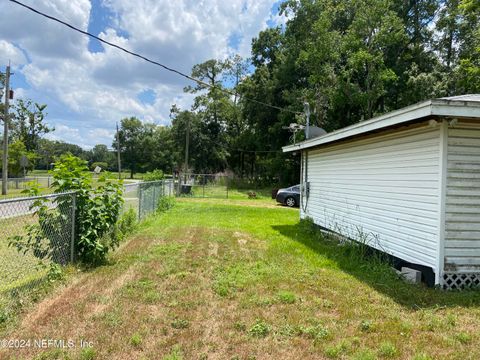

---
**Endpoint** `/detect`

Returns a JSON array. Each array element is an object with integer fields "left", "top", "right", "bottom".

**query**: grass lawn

[
  {"left": 0, "top": 186, "right": 53, "bottom": 200},
  {"left": 1, "top": 198, "right": 479, "bottom": 360}
]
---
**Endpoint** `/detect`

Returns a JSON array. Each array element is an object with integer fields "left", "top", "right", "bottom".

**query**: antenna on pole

[
  {"left": 282, "top": 123, "right": 305, "bottom": 145},
  {"left": 303, "top": 101, "right": 310, "bottom": 140}
]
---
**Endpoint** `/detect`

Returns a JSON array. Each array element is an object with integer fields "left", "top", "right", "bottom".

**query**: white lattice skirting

[{"left": 443, "top": 273, "right": 480, "bottom": 290}]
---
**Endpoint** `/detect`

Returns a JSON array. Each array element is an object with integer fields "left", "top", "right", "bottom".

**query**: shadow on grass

[{"left": 272, "top": 223, "right": 480, "bottom": 310}]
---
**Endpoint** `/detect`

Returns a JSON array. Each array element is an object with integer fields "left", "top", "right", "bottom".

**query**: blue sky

[{"left": 0, "top": 0, "right": 286, "bottom": 148}]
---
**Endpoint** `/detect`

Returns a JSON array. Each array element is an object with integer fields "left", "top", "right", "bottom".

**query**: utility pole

[
  {"left": 2, "top": 64, "right": 11, "bottom": 196},
  {"left": 183, "top": 116, "right": 190, "bottom": 184},
  {"left": 116, "top": 122, "right": 121, "bottom": 180}
]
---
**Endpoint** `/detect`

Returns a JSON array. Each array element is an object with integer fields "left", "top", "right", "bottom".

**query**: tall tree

[
  {"left": 183, "top": 59, "right": 233, "bottom": 172},
  {"left": 36, "top": 139, "right": 87, "bottom": 170},
  {"left": 0, "top": 140, "right": 36, "bottom": 177},
  {"left": 114, "top": 117, "right": 144, "bottom": 178},
  {"left": 11, "top": 99, "right": 53, "bottom": 151},
  {"left": 453, "top": 0, "right": 480, "bottom": 92}
]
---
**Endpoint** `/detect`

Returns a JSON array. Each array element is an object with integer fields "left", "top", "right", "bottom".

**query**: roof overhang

[{"left": 283, "top": 96, "right": 480, "bottom": 153}]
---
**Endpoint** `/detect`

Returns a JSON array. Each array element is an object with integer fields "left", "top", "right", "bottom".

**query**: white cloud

[
  {"left": 0, "top": 0, "right": 280, "bottom": 147},
  {"left": 0, "top": 40, "right": 27, "bottom": 68}
]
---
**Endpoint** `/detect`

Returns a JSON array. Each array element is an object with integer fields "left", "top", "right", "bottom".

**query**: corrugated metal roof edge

[{"left": 283, "top": 96, "right": 480, "bottom": 153}]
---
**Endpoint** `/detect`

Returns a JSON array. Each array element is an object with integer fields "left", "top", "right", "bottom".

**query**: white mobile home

[{"left": 283, "top": 95, "right": 480, "bottom": 289}]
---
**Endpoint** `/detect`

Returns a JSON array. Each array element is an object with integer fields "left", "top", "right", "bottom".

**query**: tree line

[
  {"left": 1, "top": 0, "right": 479, "bottom": 184},
  {"left": 115, "top": 0, "right": 479, "bottom": 182}
]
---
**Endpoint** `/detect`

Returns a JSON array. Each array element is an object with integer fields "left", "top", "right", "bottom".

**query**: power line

[{"left": 9, "top": 0, "right": 301, "bottom": 116}]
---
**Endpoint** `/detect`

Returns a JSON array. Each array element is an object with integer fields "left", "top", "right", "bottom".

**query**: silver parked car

[{"left": 275, "top": 184, "right": 300, "bottom": 207}]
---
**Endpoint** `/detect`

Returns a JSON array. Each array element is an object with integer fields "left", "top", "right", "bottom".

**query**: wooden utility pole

[
  {"left": 183, "top": 116, "right": 190, "bottom": 183},
  {"left": 2, "top": 65, "right": 11, "bottom": 196},
  {"left": 116, "top": 122, "right": 121, "bottom": 180}
]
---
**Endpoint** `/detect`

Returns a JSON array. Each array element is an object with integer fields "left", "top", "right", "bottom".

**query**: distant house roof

[{"left": 283, "top": 94, "right": 480, "bottom": 153}]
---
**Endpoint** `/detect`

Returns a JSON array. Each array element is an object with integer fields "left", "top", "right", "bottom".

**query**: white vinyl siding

[
  {"left": 445, "top": 122, "right": 480, "bottom": 272},
  {"left": 304, "top": 125, "right": 441, "bottom": 270}
]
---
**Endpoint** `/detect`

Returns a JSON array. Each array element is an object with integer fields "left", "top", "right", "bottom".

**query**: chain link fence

[
  {"left": 0, "top": 180, "right": 173, "bottom": 314},
  {"left": 123, "top": 180, "right": 175, "bottom": 220},
  {"left": 0, "top": 192, "right": 75, "bottom": 312},
  {"left": 177, "top": 173, "right": 230, "bottom": 198},
  {"left": 0, "top": 176, "right": 53, "bottom": 190},
  {"left": 0, "top": 177, "right": 54, "bottom": 200}
]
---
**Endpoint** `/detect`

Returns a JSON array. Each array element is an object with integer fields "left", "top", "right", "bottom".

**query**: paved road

[{"left": 0, "top": 196, "right": 55, "bottom": 220}]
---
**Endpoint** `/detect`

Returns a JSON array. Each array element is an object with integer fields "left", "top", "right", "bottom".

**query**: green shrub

[
  {"left": 10, "top": 154, "right": 124, "bottom": 266},
  {"left": 143, "top": 169, "right": 164, "bottom": 181},
  {"left": 9, "top": 182, "right": 73, "bottom": 268},
  {"left": 157, "top": 196, "right": 176, "bottom": 213},
  {"left": 113, "top": 208, "right": 138, "bottom": 241},
  {"left": 51, "top": 155, "right": 124, "bottom": 265},
  {"left": 47, "top": 263, "right": 64, "bottom": 282}
]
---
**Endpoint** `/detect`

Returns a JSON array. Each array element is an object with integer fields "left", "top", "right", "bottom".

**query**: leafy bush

[
  {"left": 9, "top": 182, "right": 72, "bottom": 270},
  {"left": 157, "top": 196, "right": 176, "bottom": 213},
  {"left": 113, "top": 208, "right": 138, "bottom": 242},
  {"left": 51, "top": 154, "right": 124, "bottom": 265},
  {"left": 143, "top": 169, "right": 164, "bottom": 181},
  {"left": 10, "top": 154, "right": 125, "bottom": 266}
]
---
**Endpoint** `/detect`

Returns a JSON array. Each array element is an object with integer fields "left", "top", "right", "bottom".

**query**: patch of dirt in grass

[
  {"left": 208, "top": 241, "right": 219, "bottom": 257},
  {"left": 19, "top": 274, "right": 97, "bottom": 331},
  {"left": 20, "top": 230, "right": 157, "bottom": 331},
  {"left": 234, "top": 231, "right": 249, "bottom": 245}
]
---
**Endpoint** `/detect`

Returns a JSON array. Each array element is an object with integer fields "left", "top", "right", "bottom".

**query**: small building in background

[{"left": 283, "top": 95, "right": 480, "bottom": 289}]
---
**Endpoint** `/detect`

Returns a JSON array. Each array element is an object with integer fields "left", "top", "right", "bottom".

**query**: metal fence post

[
  {"left": 70, "top": 192, "right": 76, "bottom": 263},
  {"left": 138, "top": 183, "right": 142, "bottom": 221},
  {"left": 153, "top": 183, "right": 156, "bottom": 212}
]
